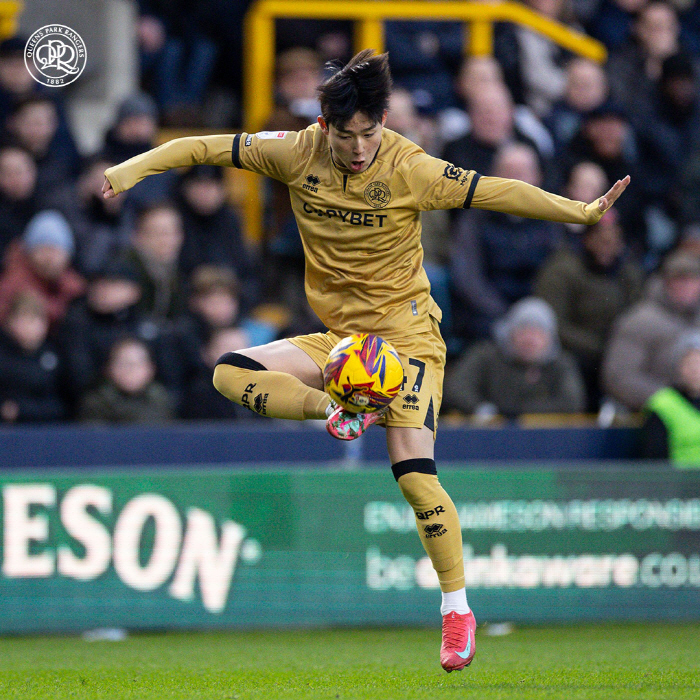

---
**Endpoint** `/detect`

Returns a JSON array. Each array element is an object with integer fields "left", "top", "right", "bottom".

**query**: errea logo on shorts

[{"left": 24, "top": 25, "right": 86, "bottom": 87}]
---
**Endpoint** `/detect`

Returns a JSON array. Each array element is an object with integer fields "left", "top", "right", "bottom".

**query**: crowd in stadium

[{"left": 1, "top": 0, "right": 700, "bottom": 455}]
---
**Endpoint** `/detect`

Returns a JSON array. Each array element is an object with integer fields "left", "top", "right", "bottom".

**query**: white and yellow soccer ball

[{"left": 323, "top": 333, "right": 404, "bottom": 414}]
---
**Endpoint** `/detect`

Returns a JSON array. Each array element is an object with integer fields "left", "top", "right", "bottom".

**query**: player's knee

[
  {"left": 212, "top": 353, "right": 267, "bottom": 401},
  {"left": 212, "top": 364, "right": 237, "bottom": 399},
  {"left": 393, "top": 459, "right": 442, "bottom": 509}
]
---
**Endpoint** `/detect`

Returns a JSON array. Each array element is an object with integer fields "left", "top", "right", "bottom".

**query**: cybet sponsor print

[{"left": 1, "top": 484, "right": 261, "bottom": 613}]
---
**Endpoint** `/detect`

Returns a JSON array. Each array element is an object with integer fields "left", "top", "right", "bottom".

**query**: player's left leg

[{"left": 386, "top": 425, "right": 476, "bottom": 672}]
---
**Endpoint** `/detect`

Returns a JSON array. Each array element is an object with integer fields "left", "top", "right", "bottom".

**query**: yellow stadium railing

[
  {"left": 240, "top": 0, "right": 606, "bottom": 243},
  {"left": 0, "top": 1, "right": 21, "bottom": 39},
  {"left": 244, "top": 0, "right": 606, "bottom": 133}
]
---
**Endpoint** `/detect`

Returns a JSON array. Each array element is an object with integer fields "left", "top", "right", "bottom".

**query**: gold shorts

[{"left": 287, "top": 316, "right": 446, "bottom": 434}]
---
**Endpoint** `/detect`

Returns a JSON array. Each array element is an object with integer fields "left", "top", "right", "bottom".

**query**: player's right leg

[{"left": 212, "top": 339, "right": 331, "bottom": 420}]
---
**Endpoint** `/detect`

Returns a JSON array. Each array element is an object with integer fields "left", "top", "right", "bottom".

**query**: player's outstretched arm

[
  {"left": 471, "top": 174, "right": 631, "bottom": 225},
  {"left": 102, "top": 134, "right": 236, "bottom": 198}
]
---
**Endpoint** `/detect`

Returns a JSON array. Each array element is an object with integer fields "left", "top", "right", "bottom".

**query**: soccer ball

[{"left": 323, "top": 333, "right": 404, "bottom": 413}]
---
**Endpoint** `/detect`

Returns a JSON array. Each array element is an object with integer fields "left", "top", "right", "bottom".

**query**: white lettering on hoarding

[
  {"left": 2, "top": 484, "right": 55, "bottom": 577},
  {"left": 113, "top": 494, "right": 182, "bottom": 591},
  {"left": 364, "top": 499, "right": 700, "bottom": 534},
  {"left": 170, "top": 509, "right": 246, "bottom": 613},
  {"left": 0, "top": 484, "right": 257, "bottom": 614},
  {"left": 366, "top": 546, "right": 700, "bottom": 590},
  {"left": 57, "top": 485, "right": 111, "bottom": 580}
]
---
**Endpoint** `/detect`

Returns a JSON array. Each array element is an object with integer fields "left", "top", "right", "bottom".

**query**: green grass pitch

[{"left": 0, "top": 623, "right": 698, "bottom": 699}]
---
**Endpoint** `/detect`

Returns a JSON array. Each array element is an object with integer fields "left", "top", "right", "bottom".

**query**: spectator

[
  {"left": 588, "top": 0, "right": 649, "bottom": 52},
  {"left": 565, "top": 102, "right": 643, "bottom": 245},
  {"left": 79, "top": 336, "right": 174, "bottom": 424},
  {"left": 440, "top": 55, "right": 554, "bottom": 158},
  {"left": 560, "top": 160, "right": 610, "bottom": 245},
  {"left": 137, "top": 0, "right": 218, "bottom": 126},
  {"left": 516, "top": 0, "right": 578, "bottom": 118},
  {"left": 634, "top": 53, "right": 700, "bottom": 212},
  {"left": 4, "top": 95, "right": 80, "bottom": 190},
  {"left": 176, "top": 165, "right": 256, "bottom": 297},
  {"left": 181, "top": 326, "right": 255, "bottom": 420},
  {"left": 535, "top": 210, "right": 644, "bottom": 409},
  {"left": 450, "top": 143, "right": 564, "bottom": 339},
  {"left": 124, "top": 202, "right": 186, "bottom": 320},
  {"left": 385, "top": 20, "right": 464, "bottom": 112},
  {"left": 102, "top": 93, "right": 176, "bottom": 208},
  {"left": 59, "top": 259, "right": 184, "bottom": 406},
  {"left": 608, "top": 2, "right": 681, "bottom": 117},
  {"left": 273, "top": 47, "right": 323, "bottom": 125},
  {"left": 603, "top": 250, "right": 700, "bottom": 409},
  {"left": 642, "top": 331, "right": 700, "bottom": 466},
  {"left": 184, "top": 264, "right": 275, "bottom": 350},
  {"left": 0, "top": 210, "right": 85, "bottom": 328},
  {"left": 386, "top": 87, "right": 438, "bottom": 155},
  {"left": 442, "top": 84, "right": 551, "bottom": 180},
  {"left": 0, "top": 144, "right": 39, "bottom": 257},
  {"left": 547, "top": 58, "right": 609, "bottom": 154},
  {"left": 0, "top": 291, "right": 66, "bottom": 423},
  {"left": 444, "top": 297, "right": 586, "bottom": 419},
  {"left": 70, "top": 156, "right": 133, "bottom": 277},
  {"left": 0, "top": 38, "right": 80, "bottom": 167}
]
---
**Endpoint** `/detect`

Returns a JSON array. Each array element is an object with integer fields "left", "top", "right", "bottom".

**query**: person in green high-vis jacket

[{"left": 643, "top": 332, "right": 700, "bottom": 467}]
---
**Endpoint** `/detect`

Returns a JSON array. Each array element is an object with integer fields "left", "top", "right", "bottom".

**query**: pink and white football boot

[
  {"left": 325, "top": 401, "right": 388, "bottom": 441},
  {"left": 440, "top": 610, "right": 476, "bottom": 672}
]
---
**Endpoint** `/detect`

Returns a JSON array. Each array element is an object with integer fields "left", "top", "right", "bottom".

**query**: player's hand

[
  {"left": 102, "top": 176, "right": 117, "bottom": 199},
  {"left": 595, "top": 175, "right": 630, "bottom": 213}
]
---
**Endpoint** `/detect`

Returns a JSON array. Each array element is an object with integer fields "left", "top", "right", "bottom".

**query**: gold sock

[
  {"left": 213, "top": 364, "right": 330, "bottom": 420},
  {"left": 397, "top": 472, "right": 465, "bottom": 592}
]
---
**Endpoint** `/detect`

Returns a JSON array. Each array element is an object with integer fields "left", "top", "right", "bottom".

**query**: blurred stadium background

[{"left": 1, "top": 0, "right": 700, "bottom": 641}]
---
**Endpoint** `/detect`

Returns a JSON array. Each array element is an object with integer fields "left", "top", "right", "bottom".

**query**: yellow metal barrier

[
  {"left": 244, "top": 0, "right": 606, "bottom": 134},
  {"left": 241, "top": 1, "right": 606, "bottom": 243},
  {"left": 0, "top": 1, "right": 22, "bottom": 39}
]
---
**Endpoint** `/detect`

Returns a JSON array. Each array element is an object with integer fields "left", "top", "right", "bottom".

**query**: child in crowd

[
  {"left": 0, "top": 291, "right": 66, "bottom": 423},
  {"left": 79, "top": 336, "right": 174, "bottom": 424}
]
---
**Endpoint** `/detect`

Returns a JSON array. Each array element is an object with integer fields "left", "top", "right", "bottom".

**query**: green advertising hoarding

[{"left": 1, "top": 465, "right": 699, "bottom": 634}]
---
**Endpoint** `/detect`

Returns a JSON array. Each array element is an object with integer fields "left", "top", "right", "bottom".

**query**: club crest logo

[
  {"left": 364, "top": 181, "right": 391, "bottom": 209},
  {"left": 24, "top": 25, "right": 86, "bottom": 87},
  {"left": 443, "top": 164, "right": 464, "bottom": 181}
]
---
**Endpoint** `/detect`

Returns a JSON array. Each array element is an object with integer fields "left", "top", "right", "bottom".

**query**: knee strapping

[{"left": 215, "top": 352, "right": 267, "bottom": 371}]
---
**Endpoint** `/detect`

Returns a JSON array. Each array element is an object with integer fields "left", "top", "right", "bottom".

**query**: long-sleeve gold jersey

[{"left": 105, "top": 125, "right": 606, "bottom": 340}]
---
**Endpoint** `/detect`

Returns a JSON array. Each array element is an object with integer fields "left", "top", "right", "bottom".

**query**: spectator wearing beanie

[
  {"left": 444, "top": 297, "right": 586, "bottom": 419},
  {"left": 0, "top": 209, "right": 85, "bottom": 327},
  {"left": 642, "top": 331, "right": 700, "bottom": 467},
  {"left": 603, "top": 251, "right": 700, "bottom": 410}
]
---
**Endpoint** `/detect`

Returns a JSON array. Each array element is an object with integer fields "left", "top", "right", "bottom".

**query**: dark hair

[
  {"left": 135, "top": 200, "right": 181, "bottom": 229},
  {"left": 317, "top": 49, "right": 392, "bottom": 130}
]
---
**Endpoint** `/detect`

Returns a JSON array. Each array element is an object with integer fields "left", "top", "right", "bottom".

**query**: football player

[{"left": 103, "top": 50, "right": 628, "bottom": 672}]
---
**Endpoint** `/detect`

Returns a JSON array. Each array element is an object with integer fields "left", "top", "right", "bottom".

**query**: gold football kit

[
  {"left": 105, "top": 124, "right": 604, "bottom": 432},
  {"left": 106, "top": 124, "right": 608, "bottom": 597}
]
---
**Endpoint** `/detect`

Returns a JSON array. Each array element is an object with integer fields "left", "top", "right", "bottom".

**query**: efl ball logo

[{"left": 24, "top": 24, "right": 86, "bottom": 87}]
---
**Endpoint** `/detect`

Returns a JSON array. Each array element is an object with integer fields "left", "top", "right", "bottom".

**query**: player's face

[{"left": 320, "top": 111, "right": 387, "bottom": 174}]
